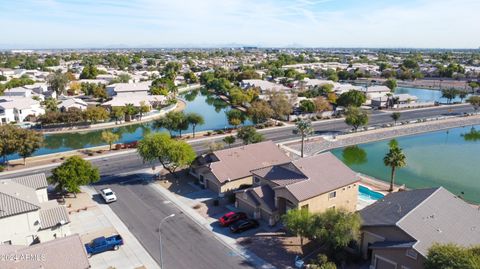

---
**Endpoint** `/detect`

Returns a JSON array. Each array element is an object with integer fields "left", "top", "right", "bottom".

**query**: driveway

[
  {"left": 92, "top": 172, "right": 255, "bottom": 269},
  {"left": 68, "top": 192, "right": 156, "bottom": 269}
]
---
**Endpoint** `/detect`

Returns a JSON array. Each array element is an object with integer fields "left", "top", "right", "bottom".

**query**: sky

[{"left": 1, "top": 0, "right": 480, "bottom": 49}]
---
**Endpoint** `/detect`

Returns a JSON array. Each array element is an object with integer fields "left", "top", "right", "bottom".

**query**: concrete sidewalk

[
  {"left": 148, "top": 179, "right": 276, "bottom": 269},
  {"left": 82, "top": 186, "right": 160, "bottom": 269}
]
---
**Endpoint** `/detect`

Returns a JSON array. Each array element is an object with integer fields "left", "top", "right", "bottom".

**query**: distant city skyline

[{"left": 1, "top": 0, "right": 479, "bottom": 49}]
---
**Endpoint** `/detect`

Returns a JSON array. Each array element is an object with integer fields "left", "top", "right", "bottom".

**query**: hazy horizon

[{"left": 1, "top": 0, "right": 480, "bottom": 49}]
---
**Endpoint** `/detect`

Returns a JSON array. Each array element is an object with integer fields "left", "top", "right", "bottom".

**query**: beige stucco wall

[
  {"left": 36, "top": 188, "right": 48, "bottom": 203},
  {"left": 0, "top": 211, "right": 40, "bottom": 245},
  {"left": 220, "top": 176, "right": 253, "bottom": 194},
  {"left": 372, "top": 248, "right": 425, "bottom": 269},
  {"left": 361, "top": 226, "right": 415, "bottom": 259},
  {"left": 37, "top": 224, "right": 72, "bottom": 243},
  {"left": 297, "top": 182, "right": 358, "bottom": 214},
  {"left": 0, "top": 211, "right": 72, "bottom": 246}
]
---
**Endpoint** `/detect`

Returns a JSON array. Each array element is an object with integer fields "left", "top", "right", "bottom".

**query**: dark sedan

[{"left": 229, "top": 219, "right": 259, "bottom": 233}]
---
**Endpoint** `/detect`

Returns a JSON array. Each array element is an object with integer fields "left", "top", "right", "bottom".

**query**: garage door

[
  {"left": 374, "top": 256, "right": 396, "bottom": 269},
  {"left": 237, "top": 199, "right": 255, "bottom": 217}
]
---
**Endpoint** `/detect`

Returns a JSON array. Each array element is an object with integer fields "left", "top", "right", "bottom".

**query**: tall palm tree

[
  {"left": 293, "top": 119, "right": 313, "bottom": 158},
  {"left": 383, "top": 139, "right": 407, "bottom": 192}
]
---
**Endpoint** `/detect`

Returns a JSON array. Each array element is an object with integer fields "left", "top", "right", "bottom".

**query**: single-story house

[
  {"left": 58, "top": 97, "right": 88, "bottom": 111},
  {"left": 241, "top": 79, "right": 290, "bottom": 94},
  {"left": 190, "top": 141, "right": 292, "bottom": 196},
  {"left": 235, "top": 152, "right": 359, "bottom": 225},
  {"left": 371, "top": 94, "right": 419, "bottom": 109},
  {"left": 360, "top": 86, "right": 392, "bottom": 102},
  {"left": 106, "top": 81, "right": 152, "bottom": 96},
  {"left": 0, "top": 173, "right": 71, "bottom": 246},
  {"left": 360, "top": 187, "right": 480, "bottom": 269},
  {"left": 0, "top": 234, "right": 90, "bottom": 269},
  {"left": 102, "top": 92, "right": 166, "bottom": 108}
]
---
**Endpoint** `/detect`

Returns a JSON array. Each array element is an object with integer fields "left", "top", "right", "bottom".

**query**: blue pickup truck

[{"left": 85, "top": 235, "right": 123, "bottom": 257}]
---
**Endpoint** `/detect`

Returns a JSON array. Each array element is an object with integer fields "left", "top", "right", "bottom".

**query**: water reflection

[
  {"left": 342, "top": 145, "right": 368, "bottom": 166},
  {"left": 462, "top": 127, "right": 480, "bottom": 142}
]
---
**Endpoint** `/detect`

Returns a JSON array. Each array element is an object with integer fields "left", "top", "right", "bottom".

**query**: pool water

[
  {"left": 394, "top": 87, "right": 470, "bottom": 103},
  {"left": 358, "top": 185, "right": 385, "bottom": 201}
]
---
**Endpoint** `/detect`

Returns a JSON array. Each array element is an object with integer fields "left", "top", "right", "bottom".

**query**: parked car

[
  {"left": 219, "top": 211, "right": 247, "bottom": 226},
  {"left": 100, "top": 188, "right": 117, "bottom": 203},
  {"left": 84, "top": 235, "right": 123, "bottom": 257},
  {"left": 229, "top": 219, "right": 259, "bottom": 233}
]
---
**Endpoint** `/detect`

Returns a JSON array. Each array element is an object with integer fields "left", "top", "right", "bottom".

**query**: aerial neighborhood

[{"left": 0, "top": 47, "right": 479, "bottom": 269}]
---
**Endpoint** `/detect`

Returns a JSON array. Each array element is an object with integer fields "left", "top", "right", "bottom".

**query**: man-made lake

[
  {"left": 394, "top": 87, "right": 470, "bottom": 103},
  {"left": 331, "top": 125, "right": 480, "bottom": 203},
  {"left": 9, "top": 90, "right": 251, "bottom": 160}
]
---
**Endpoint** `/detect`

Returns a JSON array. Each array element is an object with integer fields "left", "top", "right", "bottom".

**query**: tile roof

[
  {"left": 251, "top": 163, "right": 307, "bottom": 186},
  {"left": 0, "top": 234, "right": 90, "bottom": 269},
  {"left": 10, "top": 173, "right": 48, "bottom": 190},
  {"left": 360, "top": 188, "right": 438, "bottom": 227},
  {"left": 283, "top": 152, "right": 359, "bottom": 201},
  {"left": 39, "top": 201, "right": 70, "bottom": 229},
  {"left": 360, "top": 187, "right": 480, "bottom": 257},
  {"left": 251, "top": 185, "right": 276, "bottom": 211},
  {"left": 208, "top": 141, "right": 291, "bottom": 184},
  {"left": 369, "top": 241, "right": 416, "bottom": 249},
  {"left": 0, "top": 181, "right": 40, "bottom": 218}
]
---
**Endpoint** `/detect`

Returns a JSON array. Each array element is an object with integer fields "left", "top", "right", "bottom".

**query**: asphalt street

[
  {"left": 93, "top": 174, "right": 253, "bottom": 269},
  {"left": 1, "top": 104, "right": 473, "bottom": 179}
]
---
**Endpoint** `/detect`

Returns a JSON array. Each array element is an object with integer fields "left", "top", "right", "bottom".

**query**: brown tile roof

[
  {"left": 208, "top": 141, "right": 291, "bottom": 184},
  {"left": 251, "top": 185, "right": 276, "bottom": 211},
  {"left": 0, "top": 234, "right": 90, "bottom": 269},
  {"left": 39, "top": 201, "right": 70, "bottom": 229},
  {"left": 251, "top": 163, "right": 307, "bottom": 187},
  {"left": 0, "top": 181, "right": 40, "bottom": 219},
  {"left": 284, "top": 152, "right": 359, "bottom": 201}
]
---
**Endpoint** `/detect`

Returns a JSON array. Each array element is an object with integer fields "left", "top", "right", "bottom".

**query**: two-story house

[
  {"left": 190, "top": 141, "right": 292, "bottom": 196},
  {"left": 235, "top": 152, "right": 360, "bottom": 225},
  {"left": 0, "top": 173, "right": 70, "bottom": 246}
]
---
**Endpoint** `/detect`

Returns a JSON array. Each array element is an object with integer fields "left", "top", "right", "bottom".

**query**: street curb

[{"left": 149, "top": 182, "right": 276, "bottom": 269}]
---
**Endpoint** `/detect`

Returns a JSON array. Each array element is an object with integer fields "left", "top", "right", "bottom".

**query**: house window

[
  {"left": 406, "top": 249, "right": 417, "bottom": 260},
  {"left": 301, "top": 204, "right": 309, "bottom": 210},
  {"left": 199, "top": 175, "right": 204, "bottom": 183},
  {"left": 328, "top": 191, "right": 336, "bottom": 199}
]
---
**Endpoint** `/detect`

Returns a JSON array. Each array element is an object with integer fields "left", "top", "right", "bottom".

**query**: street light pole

[{"left": 158, "top": 213, "right": 175, "bottom": 269}]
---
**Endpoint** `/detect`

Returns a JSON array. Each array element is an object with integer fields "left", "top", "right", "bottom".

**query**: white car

[{"left": 100, "top": 188, "right": 117, "bottom": 203}]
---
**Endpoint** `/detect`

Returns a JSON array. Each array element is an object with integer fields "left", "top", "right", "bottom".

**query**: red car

[{"left": 219, "top": 211, "right": 247, "bottom": 226}]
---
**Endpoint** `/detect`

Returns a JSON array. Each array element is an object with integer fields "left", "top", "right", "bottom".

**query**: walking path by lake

[{"left": 283, "top": 114, "right": 480, "bottom": 156}]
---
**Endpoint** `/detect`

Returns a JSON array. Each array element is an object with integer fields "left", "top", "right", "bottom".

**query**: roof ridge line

[{"left": 0, "top": 191, "right": 41, "bottom": 211}]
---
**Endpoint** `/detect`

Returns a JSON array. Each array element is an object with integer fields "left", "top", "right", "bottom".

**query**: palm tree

[
  {"left": 383, "top": 139, "right": 407, "bottom": 192},
  {"left": 293, "top": 119, "right": 313, "bottom": 158},
  {"left": 124, "top": 104, "right": 138, "bottom": 122},
  {"left": 186, "top": 112, "right": 205, "bottom": 138}
]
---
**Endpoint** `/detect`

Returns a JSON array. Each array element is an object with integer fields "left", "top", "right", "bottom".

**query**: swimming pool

[{"left": 358, "top": 185, "right": 385, "bottom": 201}]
